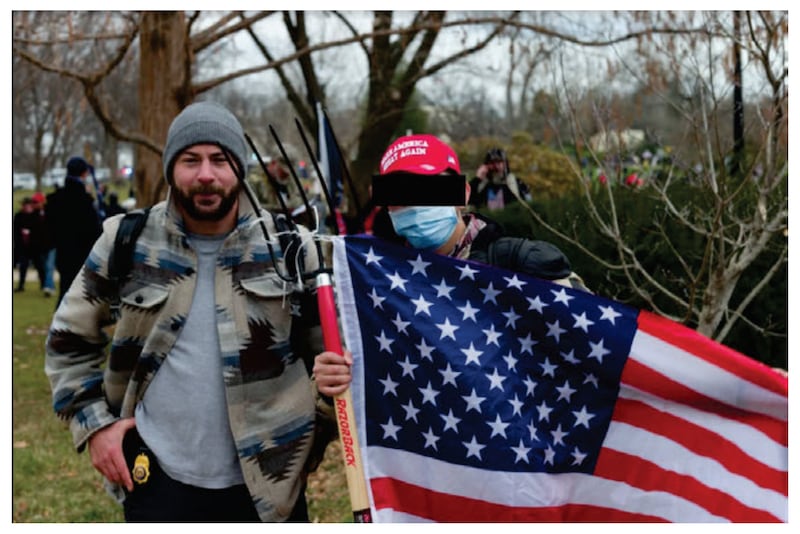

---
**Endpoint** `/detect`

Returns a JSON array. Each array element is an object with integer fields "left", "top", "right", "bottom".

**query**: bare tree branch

[
  {"left": 407, "top": 14, "right": 517, "bottom": 87},
  {"left": 14, "top": 20, "right": 163, "bottom": 154},
  {"left": 191, "top": 11, "right": 275, "bottom": 54},
  {"left": 717, "top": 246, "right": 786, "bottom": 342},
  {"left": 330, "top": 10, "right": 369, "bottom": 56},
  {"left": 190, "top": 13, "right": 717, "bottom": 93}
]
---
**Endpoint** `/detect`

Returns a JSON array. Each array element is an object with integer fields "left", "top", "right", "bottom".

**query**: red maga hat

[{"left": 378, "top": 134, "right": 461, "bottom": 176}]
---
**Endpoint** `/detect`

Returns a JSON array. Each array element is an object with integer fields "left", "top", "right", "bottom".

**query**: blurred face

[
  {"left": 487, "top": 159, "right": 506, "bottom": 176},
  {"left": 172, "top": 144, "right": 240, "bottom": 231},
  {"left": 384, "top": 182, "right": 471, "bottom": 214}
]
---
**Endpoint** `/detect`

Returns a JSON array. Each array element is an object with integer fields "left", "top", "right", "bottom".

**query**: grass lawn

[{"left": 11, "top": 281, "right": 352, "bottom": 523}]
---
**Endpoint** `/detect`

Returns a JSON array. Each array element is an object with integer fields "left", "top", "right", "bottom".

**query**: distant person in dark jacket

[
  {"left": 14, "top": 197, "right": 40, "bottom": 292},
  {"left": 469, "top": 147, "right": 532, "bottom": 211},
  {"left": 45, "top": 156, "right": 102, "bottom": 304},
  {"left": 30, "top": 191, "right": 56, "bottom": 296}
]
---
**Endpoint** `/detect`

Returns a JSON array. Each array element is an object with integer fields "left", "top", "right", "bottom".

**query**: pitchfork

[{"left": 219, "top": 114, "right": 372, "bottom": 523}]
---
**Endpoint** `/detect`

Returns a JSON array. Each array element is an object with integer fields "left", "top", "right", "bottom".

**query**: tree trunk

[{"left": 135, "top": 11, "right": 190, "bottom": 206}]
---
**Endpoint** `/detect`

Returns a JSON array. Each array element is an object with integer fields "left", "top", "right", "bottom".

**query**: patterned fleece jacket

[{"left": 44, "top": 187, "right": 335, "bottom": 521}]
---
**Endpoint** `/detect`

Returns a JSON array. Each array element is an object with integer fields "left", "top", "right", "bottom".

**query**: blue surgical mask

[{"left": 389, "top": 206, "right": 458, "bottom": 250}]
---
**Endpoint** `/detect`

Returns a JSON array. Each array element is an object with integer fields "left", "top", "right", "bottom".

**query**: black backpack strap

[{"left": 108, "top": 207, "right": 152, "bottom": 283}]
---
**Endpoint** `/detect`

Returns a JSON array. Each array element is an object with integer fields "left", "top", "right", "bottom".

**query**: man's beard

[
  {"left": 173, "top": 181, "right": 241, "bottom": 222},
  {"left": 489, "top": 169, "right": 507, "bottom": 184}
]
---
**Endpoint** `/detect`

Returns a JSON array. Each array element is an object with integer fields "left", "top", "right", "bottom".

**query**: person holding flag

[
  {"left": 315, "top": 133, "right": 589, "bottom": 398},
  {"left": 314, "top": 134, "right": 787, "bottom": 522}
]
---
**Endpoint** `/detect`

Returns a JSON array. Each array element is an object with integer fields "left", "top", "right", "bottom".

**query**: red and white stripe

[{"left": 362, "top": 311, "right": 788, "bottom": 522}]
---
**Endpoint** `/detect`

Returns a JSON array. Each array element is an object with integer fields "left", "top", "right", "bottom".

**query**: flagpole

[
  {"left": 291, "top": 115, "right": 372, "bottom": 521},
  {"left": 238, "top": 124, "right": 371, "bottom": 520},
  {"left": 316, "top": 272, "right": 372, "bottom": 523},
  {"left": 320, "top": 108, "right": 363, "bottom": 219}
]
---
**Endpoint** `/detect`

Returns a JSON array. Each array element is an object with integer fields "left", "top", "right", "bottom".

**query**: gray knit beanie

[{"left": 162, "top": 101, "right": 248, "bottom": 183}]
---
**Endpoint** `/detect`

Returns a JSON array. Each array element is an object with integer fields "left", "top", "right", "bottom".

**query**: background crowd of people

[
  {"left": 13, "top": 156, "right": 129, "bottom": 304},
  {"left": 13, "top": 192, "right": 54, "bottom": 296},
  {"left": 16, "top": 143, "right": 530, "bottom": 304}
]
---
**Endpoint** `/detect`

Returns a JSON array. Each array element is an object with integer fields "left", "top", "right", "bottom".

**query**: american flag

[{"left": 331, "top": 235, "right": 788, "bottom": 523}]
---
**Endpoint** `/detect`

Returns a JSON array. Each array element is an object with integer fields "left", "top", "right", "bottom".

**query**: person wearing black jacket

[
  {"left": 13, "top": 197, "right": 43, "bottom": 292},
  {"left": 314, "top": 134, "right": 588, "bottom": 398},
  {"left": 468, "top": 147, "right": 532, "bottom": 211},
  {"left": 45, "top": 156, "right": 102, "bottom": 304},
  {"left": 367, "top": 135, "right": 587, "bottom": 290}
]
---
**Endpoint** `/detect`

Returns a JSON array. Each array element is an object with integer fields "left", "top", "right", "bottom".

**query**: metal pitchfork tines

[{"left": 221, "top": 116, "right": 372, "bottom": 522}]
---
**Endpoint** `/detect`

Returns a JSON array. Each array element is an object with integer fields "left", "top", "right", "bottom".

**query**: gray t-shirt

[{"left": 135, "top": 232, "right": 243, "bottom": 488}]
